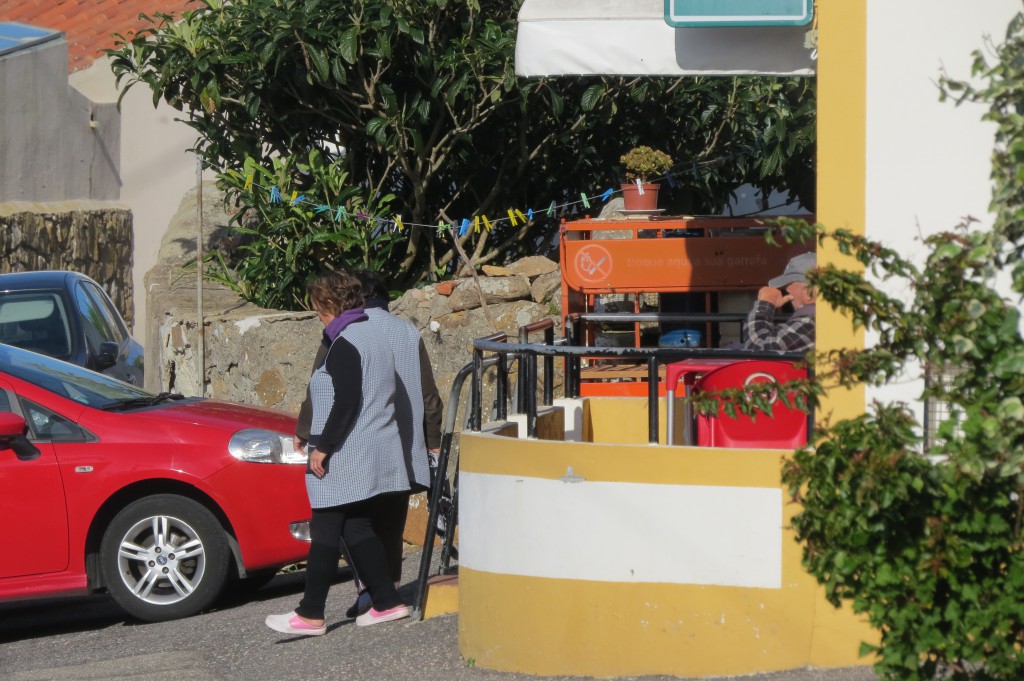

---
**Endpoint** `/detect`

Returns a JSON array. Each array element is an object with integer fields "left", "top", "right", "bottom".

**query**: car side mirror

[
  {"left": 96, "top": 341, "right": 119, "bottom": 371},
  {"left": 0, "top": 412, "right": 40, "bottom": 461}
]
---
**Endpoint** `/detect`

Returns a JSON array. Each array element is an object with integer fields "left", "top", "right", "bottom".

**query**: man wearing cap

[{"left": 743, "top": 251, "right": 816, "bottom": 353}]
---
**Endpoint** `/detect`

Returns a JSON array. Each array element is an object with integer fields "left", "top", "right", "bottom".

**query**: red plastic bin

[{"left": 665, "top": 359, "right": 808, "bottom": 448}]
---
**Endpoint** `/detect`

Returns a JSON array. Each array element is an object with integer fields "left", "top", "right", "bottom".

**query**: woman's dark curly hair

[{"left": 307, "top": 270, "right": 362, "bottom": 316}]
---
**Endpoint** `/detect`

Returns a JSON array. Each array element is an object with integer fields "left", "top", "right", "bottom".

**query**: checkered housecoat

[
  {"left": 365, "top": 308, "right": 432, "bottom": 491},
  {"left": 306, "top": 318, "right": 410, "bottom": 508}
]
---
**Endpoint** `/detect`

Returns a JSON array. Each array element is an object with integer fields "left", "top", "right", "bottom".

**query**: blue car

[{"left": 0, "top": 271, "right": 144, "bottom": 385}]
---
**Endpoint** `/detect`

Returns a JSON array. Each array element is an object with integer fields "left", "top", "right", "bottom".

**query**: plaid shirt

[{"left": 743, "top": 302, "right": 815, "bottom": 353}]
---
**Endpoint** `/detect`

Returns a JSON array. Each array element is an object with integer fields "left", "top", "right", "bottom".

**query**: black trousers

[{"left": 295, "top": 492, "right": 408, "bottom": 620}]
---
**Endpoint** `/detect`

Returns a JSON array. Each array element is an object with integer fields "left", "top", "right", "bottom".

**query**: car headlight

[{"left": 228, "top": 429, "right": 308, "bottom": 464}]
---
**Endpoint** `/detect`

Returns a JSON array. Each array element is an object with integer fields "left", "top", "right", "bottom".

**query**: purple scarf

[{"left": 323, "top": 307, "right": 368, "bottom": 342}]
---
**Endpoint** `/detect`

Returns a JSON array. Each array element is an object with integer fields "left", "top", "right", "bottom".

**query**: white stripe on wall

[{"left": 460, "top": 472, "right": 782, "bottom": 589}]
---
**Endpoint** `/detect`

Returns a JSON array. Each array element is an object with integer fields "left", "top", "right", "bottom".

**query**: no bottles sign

[{"left": 574, "top": 244, "right": 613, "bottom": 285}]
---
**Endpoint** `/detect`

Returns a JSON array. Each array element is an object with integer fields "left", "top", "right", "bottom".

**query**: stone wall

[
  {"left": 146, "top": 262, "right": 563, "bottom": 419},
  {"left": 145, "top": 186, "right": 564, "bottom": 416},
  {"left": 0, "top": 201, "right": 135, "bottom": 327}
]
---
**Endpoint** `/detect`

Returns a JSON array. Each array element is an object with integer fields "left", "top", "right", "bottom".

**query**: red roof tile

[{"left": 0, "top": 0, "right": 195, "bottom": 72}]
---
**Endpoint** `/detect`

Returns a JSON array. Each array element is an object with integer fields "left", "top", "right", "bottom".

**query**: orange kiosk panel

[{"left": 558, "top": 215, "right": 814, "bottom": 397}]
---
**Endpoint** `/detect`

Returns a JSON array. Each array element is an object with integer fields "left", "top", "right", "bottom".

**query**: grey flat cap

[{"left": 769, "top": 252, "right": 816, "bottom": 289}]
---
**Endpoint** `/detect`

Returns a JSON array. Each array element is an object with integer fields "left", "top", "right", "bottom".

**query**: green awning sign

[{"left": 665, "top": 0, "right": 813, "bottom": 27}]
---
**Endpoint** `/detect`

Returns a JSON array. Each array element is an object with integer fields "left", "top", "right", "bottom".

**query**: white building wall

[
  {"left": 864, "top": 1, "right": 1020, "bottom": 414},
  {"left": 0, "top": 38, "right": 120, "bottom": 202},
  {"left": 70, "top": 58, "right": 209, "bottom": 342}
]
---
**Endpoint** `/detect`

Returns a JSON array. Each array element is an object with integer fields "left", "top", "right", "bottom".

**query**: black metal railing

[
  {"left": 472, "top": 337, "right": 809, "bottom": 444},
  {"left": 515, "top": 319, "right": 556, "bottom": 437},
  {"left": 412, "top": 352, "right": 505, "bottom": 621}
]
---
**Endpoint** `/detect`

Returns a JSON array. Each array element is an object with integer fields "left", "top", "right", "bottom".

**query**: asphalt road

[{"left": 0, "top": 550, "right": 878, "bottom": 681}]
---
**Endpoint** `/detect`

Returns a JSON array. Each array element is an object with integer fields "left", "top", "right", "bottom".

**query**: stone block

[
  {"left": 403, "top": 492, "right": 442, "bottom": 547},
  {"left": 507, "top": 255, "right": 558, "bottom": 278},
  {"left": 447, "top": 275, "right": 531, "bottom": 312},
  {"left": 531, "top": 270, "right": 561, "bottom": 304},
  {"left": 434, "top": 280, "right": 458, "bottom": 296}
]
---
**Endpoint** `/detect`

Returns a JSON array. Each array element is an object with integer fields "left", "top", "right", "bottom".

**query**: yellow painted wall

[
  {"left": 811, "top": 0, "right": 872, "bottom": 662},
  {"left": 815, "top": 0, "right": 867, "bottom": 424},
  {"left": 584, "top": 396, "right": 684, "bottom": 444},
  {"left": 458, "top": 432, "right": 876, "bottom": 676}
]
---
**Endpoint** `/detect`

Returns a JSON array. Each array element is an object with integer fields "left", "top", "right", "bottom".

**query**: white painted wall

[
  {"left": 0, "top": 39, "right": 120, "bottom": 202},
  {"left": 864, "top": 1, "right": 1020, "bottom": 413},
  {"left": 70, "top": 58, "right": 208, "bottom": 342}
]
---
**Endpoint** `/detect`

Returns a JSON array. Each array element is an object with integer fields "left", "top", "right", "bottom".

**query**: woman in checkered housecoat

[{"left": 266, "top": 270, "right": 412, "bottom": 636}]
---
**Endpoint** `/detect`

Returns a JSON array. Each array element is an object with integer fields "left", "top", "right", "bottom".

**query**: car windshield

[
  {"left": 0, "top": 292, "right": 73, "bottom": 360},
  {"left": 0, "top": 342, "right": 151, "bottom": 408}
]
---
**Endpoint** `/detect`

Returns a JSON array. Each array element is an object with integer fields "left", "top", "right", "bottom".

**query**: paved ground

[{"left": 0, "top": 550, "right": 878, "bottom": 681}]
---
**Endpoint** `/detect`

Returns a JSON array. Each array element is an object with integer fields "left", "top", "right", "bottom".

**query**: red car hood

[
  {"left": 67, "top": 398, "right": 301, "bottom": 481},
  {"left": 145, "top": 399, "right": 297, "bottom": 434}
]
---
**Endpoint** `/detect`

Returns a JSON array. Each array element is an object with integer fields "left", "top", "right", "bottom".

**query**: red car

[{"left": 0, "top": 342, "right": 311, "bottom": 622}]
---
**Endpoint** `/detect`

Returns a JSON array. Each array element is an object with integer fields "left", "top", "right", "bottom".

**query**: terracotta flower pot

[{"left": 620, "top": 182, "right": 660, "bottom": 211}]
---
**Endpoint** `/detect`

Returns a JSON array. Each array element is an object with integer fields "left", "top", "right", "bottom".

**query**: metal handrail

[
  {"left": 472, "top": 338, "right": 807, "bottom": 444},
  {"left": 517, "top": 319, "right": 555, "bottom": 437},
  {"left": 412, "top": 353, "right": 502, "bottom": 621},
  {"left": 470, "top": 332, "right": 507, "bottom": 430}
]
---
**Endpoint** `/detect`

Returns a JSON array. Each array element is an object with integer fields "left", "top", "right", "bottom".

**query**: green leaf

[
  {"left": 580, "top": 84, "right": 604, "bottom": 111},
  {"left": 338, "top": 26, "right": 359, "bottom": 64},
  {"left": 307, "top": 46, "right": 329, "bottom": 82},
  {"left": 366, "top": 117, "right": 388, "bottom": 142},
  {"left": 997, "top": 397, "right": 1024, "bottom": 420}
]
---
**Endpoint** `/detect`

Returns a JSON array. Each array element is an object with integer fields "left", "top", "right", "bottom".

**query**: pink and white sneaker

[
  {"left": 355, "top": 604, "right": 411, "bottom": 627},
  {"left": 265, "top": 611, "right": 327, "bottom": 636}
]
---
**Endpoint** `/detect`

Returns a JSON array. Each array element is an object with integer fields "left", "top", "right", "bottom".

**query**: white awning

[{"left": 516, "top": 0, "right": 816, "bottom": 77}]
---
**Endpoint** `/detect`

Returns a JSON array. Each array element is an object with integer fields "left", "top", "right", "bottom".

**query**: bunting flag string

[{"left": 223, "top": 147, "right": 754, "bottom": 236}]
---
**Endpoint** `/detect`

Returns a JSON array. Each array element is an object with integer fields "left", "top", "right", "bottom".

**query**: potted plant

[{"left": 619, "top": 146, "right": 673, "bottom": 211}]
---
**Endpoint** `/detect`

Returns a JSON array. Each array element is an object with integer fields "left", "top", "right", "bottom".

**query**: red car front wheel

[{"left": 100, "top": 494, "right": 230, "bottom": 622}]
